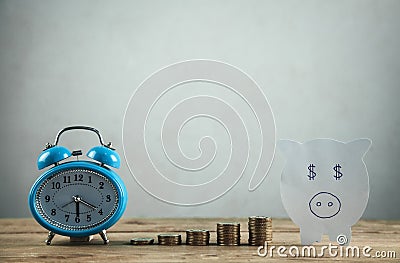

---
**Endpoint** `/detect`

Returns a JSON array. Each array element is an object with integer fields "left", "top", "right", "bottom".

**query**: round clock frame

[{"left": 28, "top": 126, "right": 127, "bottom": 245}]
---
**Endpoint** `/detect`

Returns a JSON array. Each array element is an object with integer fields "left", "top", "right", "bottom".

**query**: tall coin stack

[
  {"left": 217, "top": 223, "right": 241, "bottom": 246},
  {"left": 248, "top": 216, "right": 272, "bottom": 246},
  {"left": 185, "top": 229, "right": 210, "bottom": 246},
  {"left": 157, "top": 234, "right": 182, "bottom": 245}
]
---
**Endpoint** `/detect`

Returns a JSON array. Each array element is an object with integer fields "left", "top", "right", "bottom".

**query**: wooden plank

[
  {"left": 0, "top": 218, "right": 399, "bottom": 262},
  {"left": 2, "top": 218, "right": 400, "bottom": 234}
]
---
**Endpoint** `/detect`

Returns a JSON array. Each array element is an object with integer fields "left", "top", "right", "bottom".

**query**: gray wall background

[{"left": 1, "top": 0, "right": 399, "bottom": 219}]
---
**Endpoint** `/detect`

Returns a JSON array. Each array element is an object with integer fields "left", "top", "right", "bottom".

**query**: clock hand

[
  {"left": 62, "top": 195, "right": 83, "bottom": 208},
  {"left": 73, "top": 195, "right": 81, "bottom": 217},
  {"left": 61, "top": 199, "right": 75, "bottom": 208},
  {"left": 79, "top": 198, "right": 97, "bottom": 210},
  {"left": 72, "top": 195, "right": 96, "bottom": 210},
  {"left": 75, "top": 200, "right": 80, "bottom": 217}
]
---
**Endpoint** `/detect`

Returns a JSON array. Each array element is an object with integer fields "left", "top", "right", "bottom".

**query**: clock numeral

[
  {"left": 99, "top": 182, "right": 104, "bottom": 189},
  {"left": 63, "top": 176, "right": 71, "bottom": 184},
  {"left": 51, "top": 209, "right": 56, "bottom": 216},
  {"left": 88, "top": 176, "right": 92, "bottom": 183},
  {"left": 65, "top": 214, "right": 70, "bottom": 222},
  {"left": 98, "top": 209, "right": 103, "bottom": 215},
  {"left": 45, "top": 195, "right": 51, "bottom": 202},
  {"left": 87, "top": 214, "right": 92, "bottom": 222},
  {"left": 74, "top": 174, "right": 83, "bottom": 182},
  {"left": 106, "top": 195, "right": 111, "bottom": 202},
  {"left": 51, "top": 182, "right": 61, "bottom": 189},
  {"left": 75, "top": 217, "right": 80, "bottom": 223}
]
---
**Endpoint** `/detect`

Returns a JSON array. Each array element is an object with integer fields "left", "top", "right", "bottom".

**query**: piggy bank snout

[{"left": 309, "top": 192, "right": 341, "bottom": 219}]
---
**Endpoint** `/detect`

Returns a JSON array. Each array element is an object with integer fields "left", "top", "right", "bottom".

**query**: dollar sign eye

[
  {"left": 307, "top": 164, "right": 316, "bottom": 180},
  {"left": 333, "top": 164, "right": 343, "bottom": 180}
]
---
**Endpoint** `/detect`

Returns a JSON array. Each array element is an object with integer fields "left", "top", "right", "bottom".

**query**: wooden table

[{"left": 0, "top": 218, "right": 399, "bottom": 262}]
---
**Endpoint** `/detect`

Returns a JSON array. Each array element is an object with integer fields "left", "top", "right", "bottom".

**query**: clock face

[{"left": 35, "top": 168, "right": 119, "bottom": 231}]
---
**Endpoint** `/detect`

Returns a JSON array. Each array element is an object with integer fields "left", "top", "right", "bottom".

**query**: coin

[
  {"left": 158, "top": 234, "right": 182, "bottom": 245},
  {"left": 186, "top": 229, "right": 210, "bottom": 246},
  {"left": 248, "top": 216, "right": 272, "bottom": 246},
  {"left": 217, "top": 222, "right": 240, "bottom": 246},
  {"left": 130, "top": 237, "right": 155, "bottom": 245}
]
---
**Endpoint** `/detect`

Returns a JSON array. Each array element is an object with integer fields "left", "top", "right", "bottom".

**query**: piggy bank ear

[
  {"left": 277, "top": 140, "right": 301, "bottom": 158},
  {"left": 347, "top": 138, "right": 371, "bottom": 157}
]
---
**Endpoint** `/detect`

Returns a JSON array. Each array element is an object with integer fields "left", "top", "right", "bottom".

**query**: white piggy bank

[{"left": 278, "top": 139, "right": 371, "bottom": 245}]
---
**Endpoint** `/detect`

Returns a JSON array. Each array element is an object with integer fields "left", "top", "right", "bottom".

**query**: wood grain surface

[{"left": 0, "top": 218, "right": 399, "bottom": 262}]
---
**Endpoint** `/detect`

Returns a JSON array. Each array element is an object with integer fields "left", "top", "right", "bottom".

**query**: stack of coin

[
  {"left": 248, "top": 216, "right": 272, "bottom": 246},
  {"left": 157, "top": 234, "right": 182, "bottom": 245},
  {"left": 185, "top": 229, "right": 210, "bottom": 246},
  {"left": 217, "top": 222, "right": 240, "bottom": 246},
  {"left": 130, "top": 237, "right": 154, "bottom": 245}
]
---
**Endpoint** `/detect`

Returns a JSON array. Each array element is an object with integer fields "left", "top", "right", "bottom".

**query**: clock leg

[
  {"left": 45, "top": 231, "right": 55, "bottom": 245},
  {"left": 99, "top": 229, "right": 109, "bottom": 244}
]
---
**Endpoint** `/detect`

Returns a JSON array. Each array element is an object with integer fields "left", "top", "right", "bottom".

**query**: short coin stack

[
  {"left": 248, "top": 216, "right": 272, "bottom": 246},
  {"left": 185, "top": 229, "right": 210, "bottom": 246},
  {"left": 157, "top": 234, "right": 182, "bottom": 245},
  {"left": 217, "top": 223, "right": 241, "bottom": 246},
  {"left": 130, "top": 237, "right": 154, "bottom": 245}
]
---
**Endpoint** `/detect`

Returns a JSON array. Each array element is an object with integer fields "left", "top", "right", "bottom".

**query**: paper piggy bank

[{"left": 278, "top": 139, "right": 371, "bottom": 245}]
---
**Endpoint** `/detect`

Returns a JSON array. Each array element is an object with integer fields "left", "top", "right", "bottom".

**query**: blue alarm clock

[{"left": 28, "top": 126, "right": 127, "bottom": 245}]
